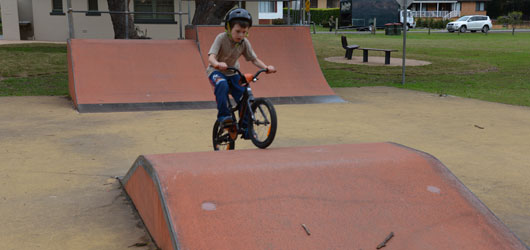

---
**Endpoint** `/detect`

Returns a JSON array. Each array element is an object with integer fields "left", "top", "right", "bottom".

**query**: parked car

[{"left": 446, "top": 15, "right": 492, "bottom": 33}]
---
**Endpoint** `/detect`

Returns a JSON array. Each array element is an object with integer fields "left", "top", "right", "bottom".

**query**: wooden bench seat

[
  {"left": 341, "top": 36, "right": 359, "bottom": 60},
  {"left": 359, "top": 48, "right": 398, "bottom": 65}
]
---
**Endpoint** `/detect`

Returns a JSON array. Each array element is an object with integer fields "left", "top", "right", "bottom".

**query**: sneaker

[
  {"left": 218, "top": 116, "right": 233, "bottom": 127},
  {"left": 241, "top": 127, "right": 255, "bottom": 140}
]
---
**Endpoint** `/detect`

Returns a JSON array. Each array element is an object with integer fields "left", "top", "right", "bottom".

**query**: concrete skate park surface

[{"left": 1, "top": 86, "right": 529, "bottom": 249}]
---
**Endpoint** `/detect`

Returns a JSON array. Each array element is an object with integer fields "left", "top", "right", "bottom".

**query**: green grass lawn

[
  {"left": 315, "top": 32, "right": 530, "bottom": 106},
  {"left": 0, "top": 32, "right": 529, "bottom": 106},
  {"left": 0, "top": 43, "right": 68, "bottom": 96}
]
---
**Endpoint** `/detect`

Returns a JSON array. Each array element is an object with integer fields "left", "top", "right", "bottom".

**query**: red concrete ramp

[
  {"left": 67, "top": 39, "right": 214, "bottom": 112},
  {"left": 188, "top": 25, "right": 344, "bottom": 104},
  {"left": 122, "top": 143, "right": 528, "bottom": 250}
]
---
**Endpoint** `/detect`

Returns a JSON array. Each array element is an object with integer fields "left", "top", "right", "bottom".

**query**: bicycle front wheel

[
  {"left": 212, "top": 120, "right": 235, "bottom": 151},
  {"left": 250, "top": 98, "right": 277, "bottom": 149}
]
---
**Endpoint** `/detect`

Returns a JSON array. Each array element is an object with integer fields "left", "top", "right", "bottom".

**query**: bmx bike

[{"left": 212, "top": 67, "right": 277, "bottom": 151}]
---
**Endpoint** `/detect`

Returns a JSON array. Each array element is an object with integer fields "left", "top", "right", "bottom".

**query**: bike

[{"left": 212, "top": 67, "right": 277, "bottom": 151}]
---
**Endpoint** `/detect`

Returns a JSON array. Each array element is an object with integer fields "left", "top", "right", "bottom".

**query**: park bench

[
  {"left": 359, "top": 48, "right": 398, "bottom": 65},
  {"left": 341, "top": 36, "right": 398, "bottom": 65},
  {"left": 341, "top": 36, "right": 359, "bottom": 60}
]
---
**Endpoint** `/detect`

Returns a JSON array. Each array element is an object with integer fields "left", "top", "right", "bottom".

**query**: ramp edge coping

[
  {"left": 389, "top": 142, "right": 530, "bottom": 249},
  {"left": 121, "top": 156, "right": 180, "bottom": 250},
  {"left": 76, "top": 95, "right": 345, "bottom": 113},
  {"left": 67, "top": 39, "right": 79, "bottom": 108}
]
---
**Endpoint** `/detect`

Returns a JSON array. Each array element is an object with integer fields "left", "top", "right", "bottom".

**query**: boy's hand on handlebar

[
  {"left": 265, "top": 65, "right": 276, "bottom": 74},
  {"left": 215, "top": 62, "right": 228, "bottom": 71}
]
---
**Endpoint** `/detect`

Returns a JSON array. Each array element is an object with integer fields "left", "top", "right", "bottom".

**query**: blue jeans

[{"left": 208, "top": 71, "right": 247, "bottom": 125}]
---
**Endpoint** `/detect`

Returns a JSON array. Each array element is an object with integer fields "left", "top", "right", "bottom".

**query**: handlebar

[{"left": 226, "top": 67, "right": 268, "bottom": 84}]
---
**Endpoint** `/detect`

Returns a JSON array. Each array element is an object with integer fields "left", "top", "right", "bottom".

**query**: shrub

[
  {"left": 414, "top": 18, "right": 448, "bottom": 29},
  {"left": 416, "top": 18, "right": 423, "bottom": 27},
  {"left": 272, "top": 18, "right": 285, "bottom": 25}
]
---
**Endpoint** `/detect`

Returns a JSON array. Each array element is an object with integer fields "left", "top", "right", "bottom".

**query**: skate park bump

[{"left": 121, "top": 143, "right": 528, "bottom": 250}]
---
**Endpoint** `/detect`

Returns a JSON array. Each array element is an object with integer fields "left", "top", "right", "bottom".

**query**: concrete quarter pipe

[{"left": 68, "top": 26, "right": 343, "bottom": 112}]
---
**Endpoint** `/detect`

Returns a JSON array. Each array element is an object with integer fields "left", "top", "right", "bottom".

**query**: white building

[{"left": 0, "top": 0, "right": 284, "bottom": 41}]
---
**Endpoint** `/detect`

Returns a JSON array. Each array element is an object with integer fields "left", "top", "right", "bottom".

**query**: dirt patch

[{"left": 325, "top": 56, "right": 431, "bottom": 67}]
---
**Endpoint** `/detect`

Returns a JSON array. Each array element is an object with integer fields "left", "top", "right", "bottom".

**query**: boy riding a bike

[{"left": 207, "top": 8, "right": 276, "bottom": 138}]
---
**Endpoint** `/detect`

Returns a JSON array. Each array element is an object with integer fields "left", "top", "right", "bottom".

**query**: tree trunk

[
  {"left": 107, "top": 0, "right": 139, "bottom": 39},
  {"left": 192, "top": 0, "right": 237, "bottom": 25}
]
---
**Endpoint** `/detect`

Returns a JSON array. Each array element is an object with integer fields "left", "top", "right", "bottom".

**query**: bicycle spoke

[
  {"left": 252, "top": 104, "right": 271, "bottom": 142},
  {"left": 257, "top": 105, "right": 270, "bottom": 124}
]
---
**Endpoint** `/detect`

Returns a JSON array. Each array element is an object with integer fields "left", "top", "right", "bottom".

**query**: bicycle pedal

[{"left": 225, "top": 126, "right": 238, "bottom": 140}]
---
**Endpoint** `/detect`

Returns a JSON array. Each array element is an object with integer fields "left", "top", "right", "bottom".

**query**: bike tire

[
  {"left": 250, "top": 98, "right": 277, "bottom": 149},
  {"left": 212, "top": 120, "right": 235, "bottom": 151}
]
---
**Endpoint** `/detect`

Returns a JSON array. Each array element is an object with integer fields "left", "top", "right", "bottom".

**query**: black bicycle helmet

[{"left": 225, "top": 8, "right": 252, "bottom": 30}]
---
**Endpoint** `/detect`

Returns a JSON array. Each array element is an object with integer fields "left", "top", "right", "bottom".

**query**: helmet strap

[{"left": 226, "top": 22, "right": 232, "bottom": 38}]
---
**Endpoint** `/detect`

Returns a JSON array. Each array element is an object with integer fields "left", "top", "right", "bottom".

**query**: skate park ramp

[
  {"left": 188, "top": 25, "right": 344, "bottom": 104},
  {"left": 121, "top": 143, "right": 528, "bottom": 250},
  {"left": 67, "top": 39, "right": 214, "bottom": 112}
]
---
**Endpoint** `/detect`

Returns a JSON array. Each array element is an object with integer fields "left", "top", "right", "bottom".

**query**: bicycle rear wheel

[
  {"left": 250, "top": 98, "right": 277, "bottom": 149},
  {"left": 212, "top": 120, "right": 235, "bottom": 151}
]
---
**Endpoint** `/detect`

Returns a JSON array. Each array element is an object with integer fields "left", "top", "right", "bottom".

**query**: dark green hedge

[{"left": 415, "top": 18, "right": 451, "bottom": 29}]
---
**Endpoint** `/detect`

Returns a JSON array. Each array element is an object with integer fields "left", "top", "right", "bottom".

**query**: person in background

[{"left": 329, "top": 15, "right": 336, "bottom": 32}]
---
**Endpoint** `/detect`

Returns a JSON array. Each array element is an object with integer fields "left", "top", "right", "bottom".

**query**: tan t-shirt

[{"left": 206, "top": 32, "right": 257, "bottom": 76}]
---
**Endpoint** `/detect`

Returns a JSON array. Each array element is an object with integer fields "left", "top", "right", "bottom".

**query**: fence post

[
  {"left": 179, "top": 0, "right": 183, "bottom": 39},
  {"left": 124, "top": 0, "right": 129, "bottom": 39},
  {"left": 66, "top": 0, "right": 75, "bottom": 39},
  {"left": 373, "top": 18, "right": 377, "bottom": 35},
  {"left": 287, "top": 1, "right": 291, "bottom": 25}
]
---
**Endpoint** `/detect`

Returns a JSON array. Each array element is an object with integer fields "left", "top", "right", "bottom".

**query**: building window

[
  {"left": 310, "top": 0, "right": 318, "bottom": 8},
  {"left": 476, "top": 2, "right": 485, "bottom": 11},
  {"left": 134, "top": 0, "right": 175, "bottom": 24},
  {"left": 259, "top": 1, "right": 277, "bottom": 13},
  {"left": 51, "top": 0, "right": 65, "bottom": 15},
  {"left": 87, "top": 0, "right": 101, "bottom": 16},
  {"left": 327, "top": 0, "right": 339, "bottom": 8}
]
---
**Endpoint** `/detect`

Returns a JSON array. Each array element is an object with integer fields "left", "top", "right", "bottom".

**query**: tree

[
  {"left": 107, "top": 0, "right": 139, "bottom": 39},
  {"left": 106, "top": 0, "right": 237, "bottom": 38},
  {"left": 487, "top": 0, "right": 530, "bottom": 19},
  {"left": 498, "top": 11, "right": 523, "bottom": 35},
  {"left": 192, "top": 0, "right": 237, "bottom": 25}
]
